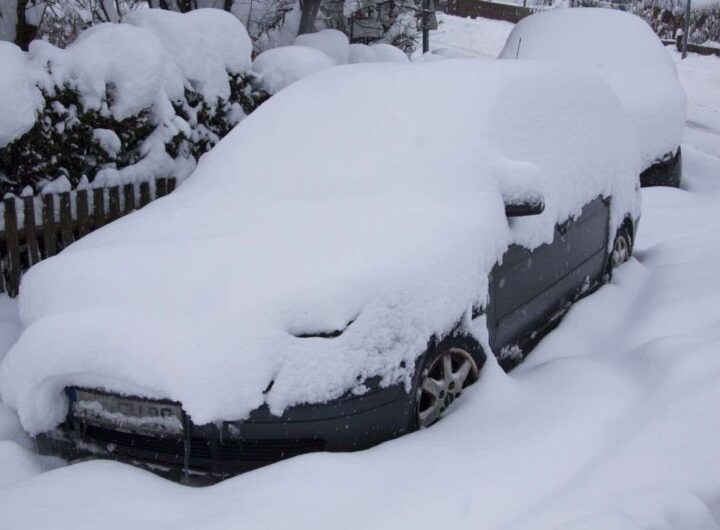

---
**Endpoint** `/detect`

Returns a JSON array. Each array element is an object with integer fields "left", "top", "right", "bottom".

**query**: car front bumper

[{"left": 36, "top": 384, "right": 412, "bottom": 483}]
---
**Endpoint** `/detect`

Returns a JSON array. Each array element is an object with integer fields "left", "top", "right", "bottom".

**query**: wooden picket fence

[{"left": 0, "top": 176, "right": 177, "bottom": 297}]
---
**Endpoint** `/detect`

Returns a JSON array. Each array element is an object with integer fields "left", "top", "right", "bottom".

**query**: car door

[
  {"left": 488, "top": 222, "right": 571, "bottom": 365},
  {"left": 567, "top": 196, "right": 610, "bottom": 294}
]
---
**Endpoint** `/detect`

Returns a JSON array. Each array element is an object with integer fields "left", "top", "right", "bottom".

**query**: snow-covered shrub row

[
  {"left": 0, "top": 9, "right": 267, "bottom": 196},
  {"left": 252, "top": 29, "right": 408, "bottom": 94}
]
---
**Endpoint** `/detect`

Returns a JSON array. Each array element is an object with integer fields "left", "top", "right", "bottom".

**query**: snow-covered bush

[
  {"left": 252, "top": 45, "right": 337, "bottom": 94},
  {"left": 0, "top": 9, "right": 267, "bottom": 196},
  {"left": 252, "top": 29, "right": 407, "bottom": 93}
]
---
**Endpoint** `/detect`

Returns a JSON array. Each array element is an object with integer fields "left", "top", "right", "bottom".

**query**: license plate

[{"left": 72, "top": 389, "right": 184, "bottom": 436}]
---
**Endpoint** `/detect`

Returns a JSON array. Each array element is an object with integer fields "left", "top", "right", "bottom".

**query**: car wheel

[
  {"left": 611, "top": 226, "right": 632, "bottom": 268},
  {"left": 413, "top": 346, "right": 480, "bottom": 429}
]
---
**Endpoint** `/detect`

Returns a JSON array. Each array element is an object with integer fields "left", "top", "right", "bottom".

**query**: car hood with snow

[
  {"left": 499, "top": 8, "right": 686, "bottom": 170},
  {"left": 0, "top": 60, "right": 640, "bottom": 435}
]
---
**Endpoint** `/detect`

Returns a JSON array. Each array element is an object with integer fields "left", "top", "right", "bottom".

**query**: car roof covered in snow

[
  {"left": 1, "top": 60, "right": 640, "bottom": 434},
  {"left": 499, "top": 7, "right": 686, "bottom": 169}
]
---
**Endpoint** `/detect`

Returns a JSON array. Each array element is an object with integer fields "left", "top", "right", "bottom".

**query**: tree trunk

[
  {"left": 298, "top": 0, "right": 322, "bottom": 35},
  {"left": 14, "top": 0, "right": 38, "bottom": 51}
]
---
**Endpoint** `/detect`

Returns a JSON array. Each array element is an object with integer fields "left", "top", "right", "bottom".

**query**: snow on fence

[{"left": 0, "top": 176, "right": 176, "bottom": 297}]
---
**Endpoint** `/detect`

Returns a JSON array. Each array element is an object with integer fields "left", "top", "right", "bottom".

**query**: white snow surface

[
  {"left": 348, "top": 43, "right": 379, "bottom": 63},
  {"left": 499, "top": 8, "right": 687, "bottom": 170},
  {"left": 1, "top": 15, "right": 720, "bottom": 530},
  {"left": 370, "top": 43, "right": 409, "bottom": 62},
  {"left": 416, "top": 13, "right": 516, "bottom": 60},
  {"left": 123, "top": 8, "right": 252, "bottom": 103},
  {"left": 294, "top": 29, "right": 350, "bottom": 64},
  {"left": 28, "top": 23, "right": 167, "bottom": 121},
  {"left": 0, "top": 43, "right": 41, "bottom": 149},
  {"left": 0, "top": 60, "right": 639, "bottom": 435},
  {"left": 252, "top": 45, "right": 337, "bottom": 94}
]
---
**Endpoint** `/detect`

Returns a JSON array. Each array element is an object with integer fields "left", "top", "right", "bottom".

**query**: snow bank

[
  {"left": 499, "top": 8, "right": 686, "bottom": 169},
  {"left": 0, "top": 60, "right": 639, "bottom": 434},
  {"left": 252, "top": 45, "right": 336, "bottom": 94},
  {"left": 0, "top": 43, "right": 41, "bottom": 149},
  {"left": 294, "top": 29, "right": 349, "bottom": 64}
]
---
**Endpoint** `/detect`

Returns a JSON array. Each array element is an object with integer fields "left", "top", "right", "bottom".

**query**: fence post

[
  {"left": 22, "top": 196, "right": 41, "bottom": 266},
  {"left": 42, "top": 194, "right": 57, "bottom": 257},
  {"left": 3, "top": 198, "right": 22, "bottom": 297}
]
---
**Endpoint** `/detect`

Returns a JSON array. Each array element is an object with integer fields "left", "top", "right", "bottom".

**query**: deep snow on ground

[
  {"left": 416, "top": 13, "right": 515, "bottom": 59},
  {"left": 0, "top": 15, "right": 719, "bottom": 530}
]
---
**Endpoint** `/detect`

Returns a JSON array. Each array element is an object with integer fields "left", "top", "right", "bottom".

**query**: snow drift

[
  {"left": 0, "top": 60, "right": 640, "bottom": 435},
  {"left": 499, "top": 8, "right": 686, "bottom": 170}
]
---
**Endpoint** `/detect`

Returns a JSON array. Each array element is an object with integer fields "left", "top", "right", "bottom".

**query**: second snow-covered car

[
  {"left": 500, "top": 8, "right": 686, "bottom": 187},
  {"left": 0, "top": 60, "right": 641, "bottom": 481}
]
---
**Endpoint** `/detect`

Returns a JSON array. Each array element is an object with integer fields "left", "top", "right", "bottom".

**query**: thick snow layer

[
  {"left": 2, "top": 132, "right": 720, "bottom": 525},
  {"left": 499, "top": 8, "right": 687, "bottom": 169},
  {"left": 252, "top": 45, "right": 337, "bottom": 94},
  {"left": 672, "top": 50, "right": 720, "bottom": 158},
  {"left": 415, "top": 13, "right": 515, "bottom": 60},
  {"left": 28, "top": 24, "right": 167, "bottom": 121},
  {"left": 347, "top": 43, "right": 379, "bottom": 64},
  {"left": 123, "top": 8, "right": 252, "bottom": 103},
  {"left": 294, "top": 29, "right": 350, "bottom": 64},
  {"left": 1, "top": 19, "right": 720, "bottom": 529},
  {"left": 0, "top": 43, "right": 41, "bottom": 149},
  {"left": 370, "top": 43, "right": 409, "bottom": 62},
  {"left": 0, "top": 60, "right": 639, "bottom": 435}
]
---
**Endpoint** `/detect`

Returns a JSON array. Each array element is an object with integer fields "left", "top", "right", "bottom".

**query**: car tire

[
  {"left": 409, "top": 336, "right": 484, "bottom": 430},
  {"left": 605, "top": 225, "right": 632, "bottom": 280}
]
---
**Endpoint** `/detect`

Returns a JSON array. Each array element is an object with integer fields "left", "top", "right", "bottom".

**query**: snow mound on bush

[
  {"left": 294, "top": 29, "right": 349, "bottom": 64},
  {"left": 0, "top": 60, "right": 640, "bottom": 434},
  {"left": 371, "top": 43, "right": 409, "bottom": 62},
  {"left": 499, "top": 8, "right": 686, "bottom": 169},
  {"left": 0, "top": 43, "right": 41, "bottom": 148},
  {"left": 348, "top": 43, "right": 378, "bottom": 63},
  {"left": 123, "top": 8, "right": 252, "bottom": 103},
  {"left": 252, "top": 45, "right": 336, "bottom": 94},
  {"left": 28, "top": 24, "right": 166, "bottom": 121}
]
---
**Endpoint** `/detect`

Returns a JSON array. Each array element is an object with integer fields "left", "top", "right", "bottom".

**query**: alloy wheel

[{"left": 415, "top": 348, "right": 479, "bottom": 429}]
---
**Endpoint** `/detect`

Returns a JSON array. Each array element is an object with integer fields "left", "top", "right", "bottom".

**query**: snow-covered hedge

[
  {"left": 0, "top": 9, "right": 267, "bottom": 197},
  {"left": 252, "top": 29, "right": 408, "bottom": 94}
]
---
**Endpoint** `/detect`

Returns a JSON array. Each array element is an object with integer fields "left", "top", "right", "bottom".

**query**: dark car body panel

[
  {"left": 640, "top": 148, "right": 682, "bottom": 187},
  {"left": 36, "top": 195, "right": 628, "bottom": 482}
]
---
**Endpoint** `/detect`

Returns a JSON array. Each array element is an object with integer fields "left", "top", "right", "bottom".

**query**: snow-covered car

[
  {"left": 499, "top": 8, "right": 686, "bottom": 187},
  {"left": 0, "top": 60, "right": 641, "bottom": 482}
]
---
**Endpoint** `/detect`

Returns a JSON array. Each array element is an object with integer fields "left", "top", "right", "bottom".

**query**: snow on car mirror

[
  {"left": 504, "top": 198, "right": 545, "bottom": 217},
  {"left": 290, "top": 317, "right": 357, "bottom": 339}
]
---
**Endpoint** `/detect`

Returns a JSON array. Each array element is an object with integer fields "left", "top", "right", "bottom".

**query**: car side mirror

[{"left": 504, "top": 199, "right": 545, "bottom": 217}]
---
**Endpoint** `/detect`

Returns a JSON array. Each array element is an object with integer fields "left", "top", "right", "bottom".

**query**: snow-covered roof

[
  {"left": 499, "top": 8, "right": 686, "bottom": 169},
  {"left": 0, "top": 60, "right": 640, "bottom": 434}
]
